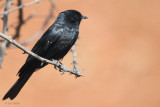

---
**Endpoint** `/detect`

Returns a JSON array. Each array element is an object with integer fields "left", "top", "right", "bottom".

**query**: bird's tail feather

[
  {"left": 2, "top": 61, "right": 38, "bottom": 100},
  {"left": 2, "top": 71, "right": 33, "bottom": 100}
]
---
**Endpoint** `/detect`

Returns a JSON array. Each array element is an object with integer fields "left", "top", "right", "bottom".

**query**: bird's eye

[{"left": 75, "top": 15, "right": 78, "bottom": 18}]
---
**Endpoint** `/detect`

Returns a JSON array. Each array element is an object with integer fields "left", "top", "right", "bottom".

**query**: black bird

[{"left": 3, "top": 10, "right": 87, "bottom": 100}]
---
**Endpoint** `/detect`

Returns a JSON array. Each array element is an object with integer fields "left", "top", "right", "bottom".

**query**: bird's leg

[
  {"left": 58, "top": 62, "right": 63, "bottom": 72},
  {"left": 53, "top": 60, "right": 62, "bottom": 71},
  {"left": 54, "top": 65, "right": 57, "bottom": 70},
  {"left": 54, "top": 60, "right": 58, "bottom": 70}
]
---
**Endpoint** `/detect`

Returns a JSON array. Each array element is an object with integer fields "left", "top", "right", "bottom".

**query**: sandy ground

[{"left": 1, "top": 0, "right": 160, "bottom": 107}]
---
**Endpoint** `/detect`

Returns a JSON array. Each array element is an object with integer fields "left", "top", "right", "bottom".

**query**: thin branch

[
  {"left": 0, "top": 0, "right": 12, "bottom": 68},
  {"left": 12, "top": 0, "right": 24, "bottom": 39},
  {"left": 20, "top": 0, "right": 54, "bottom": 46},
  {"left": 8, "top": 0, "right": 55, "bottom": 47},
  {"left": 23, "top": 10, "right": 36, "bottom": 22},
  {"left": 0, "top": 32, "right": 82, "bottom": 77},
  {"left": 71, "top": 44, "right": 82, "bottom": 77},
  {"left": 6, "top": 0, "right": 24, "bottom": 47},
  {"left": 0, "top": 0, "right": 43, "bottom": 16}
]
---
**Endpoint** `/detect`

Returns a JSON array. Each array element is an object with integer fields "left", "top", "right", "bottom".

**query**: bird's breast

[{"left": 47, "top": 29, "right": 78, "bottom": 60}]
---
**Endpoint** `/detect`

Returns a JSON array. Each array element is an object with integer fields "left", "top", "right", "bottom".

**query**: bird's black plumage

[{"left": 3, "top": 10, "right": 87, "bottom": 100}]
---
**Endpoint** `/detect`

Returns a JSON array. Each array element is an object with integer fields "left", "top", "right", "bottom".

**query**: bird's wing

[
  {"left": 25, "top": 25, "right": 64, "bottom": 62},
  {"left": 17, "top": 25, "right": 64, "bottom": 77}
]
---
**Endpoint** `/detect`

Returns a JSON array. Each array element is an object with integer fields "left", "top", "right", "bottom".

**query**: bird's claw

[
  {"left": 58, "top": 62, "right": 63, "bottom": 72},
  {"left": 54, "top": 65, "right": 58, "bottom": 70},
  {"left": 53, "top": 61, "right": 63, "bottom": 72}
]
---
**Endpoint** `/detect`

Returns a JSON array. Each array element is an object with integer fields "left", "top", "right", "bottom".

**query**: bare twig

[
  {"left": 0, "top": 32, "right": 82, "bottom": 77},
  {"left": 20, "top": 0, "right": 54, "bottom": 46},
  {"left": 12, "top": 0, "right": 24, "bottom": 39},
  {"left": 8, "top": 0, "right": 55, "bottom": 47},
  {"left": 0, "top": 0, "right": 43, "bottom": 16},
  {"left": 6, "top": 0, "right": 24, "bottom": 47},
  {"left": 0, "top": 0, "right": 12, "bottom": 68},
  {"left": 71, "top": 44, "right": 82, "bottom": 77},
  {"left": 23, "top": 10, "right": 36, "bottom": 22}
]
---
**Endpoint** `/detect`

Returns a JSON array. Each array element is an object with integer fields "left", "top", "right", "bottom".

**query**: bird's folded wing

[{"left": 25, "top": 25, "right": 64, "bottom": 63}]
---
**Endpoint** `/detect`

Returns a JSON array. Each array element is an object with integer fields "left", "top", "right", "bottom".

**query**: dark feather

[{"left": 3, "top": 10, "right": 87, "bottom": 100}]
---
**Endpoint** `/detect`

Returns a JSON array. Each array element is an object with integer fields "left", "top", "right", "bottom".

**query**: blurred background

[{"left": 1, "top": 0, "right": 160, "bottom": 107}]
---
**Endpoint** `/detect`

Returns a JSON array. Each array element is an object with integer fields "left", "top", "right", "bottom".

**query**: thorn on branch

[{"left": 22, "top": 51, "right": 26, "bottom": 54}]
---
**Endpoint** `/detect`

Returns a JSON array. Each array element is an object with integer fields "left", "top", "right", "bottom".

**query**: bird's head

[{"left": 57, "top": 10, "right": 87, "bottom": 27}]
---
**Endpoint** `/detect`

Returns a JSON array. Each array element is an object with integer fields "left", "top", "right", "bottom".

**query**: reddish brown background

[{"left": 1, "top": 0, "right": 160, "bottom": 107}]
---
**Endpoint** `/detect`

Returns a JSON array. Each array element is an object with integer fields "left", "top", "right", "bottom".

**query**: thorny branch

[
  {"left": 0, "top": 0, "right": 43, "bottom": 16},
  {"left": 0, "top": 0, "right": 12, "bottom": 68},
  {"left": 0, "top": 32, "right": 82, "bottom": 77},
  {"left": 71, "top": 44, "right": 82, "bottom": 76}
]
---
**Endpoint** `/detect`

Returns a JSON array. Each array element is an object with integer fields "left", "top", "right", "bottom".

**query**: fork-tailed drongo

[{"left": 3, "top": 10, "right": 87, "bottom": 100}]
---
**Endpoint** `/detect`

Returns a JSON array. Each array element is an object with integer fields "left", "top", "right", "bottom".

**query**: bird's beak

[{"left": 82, "top": 16, "right": 88, "bottom": 19}]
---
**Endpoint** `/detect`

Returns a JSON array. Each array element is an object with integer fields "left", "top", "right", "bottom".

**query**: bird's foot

[
  {"left": 54, "top": 65, "right": 57, "bottom": 70},
  {"left": 53, "top": 60, "right": 63, "bottom": 72},
  {"left": 58, "top": 62, "right": 63, "bottom": 72}
]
